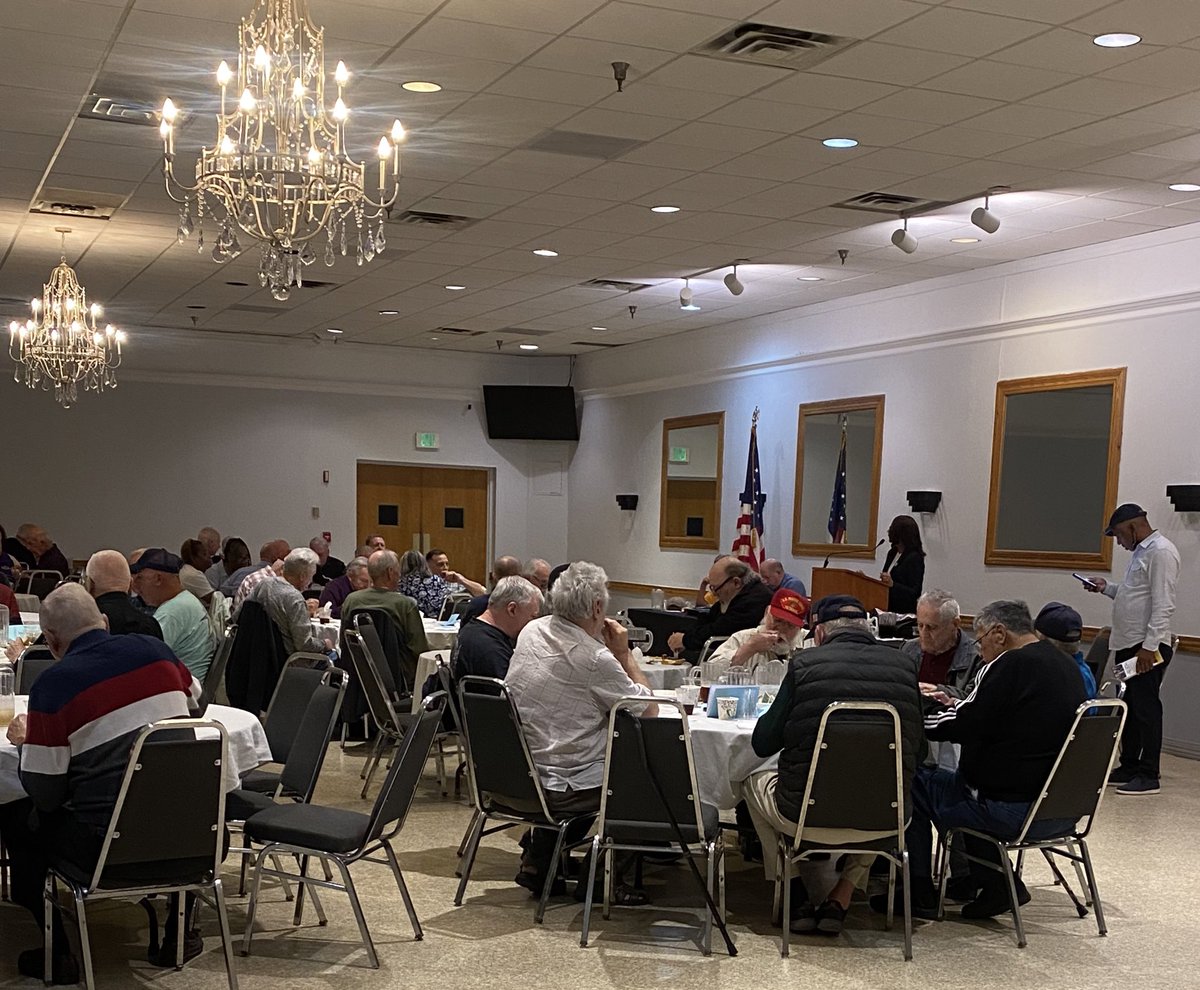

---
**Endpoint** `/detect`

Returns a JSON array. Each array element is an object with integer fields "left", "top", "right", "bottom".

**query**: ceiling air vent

[
  {"left": 436, "top": 326, "right": 485, "bottom": 336},
  {"left": 392, "top": 210, "right": 478, "bottom": 231},
  {"left": 695, "top": 24, "right": 853, "bottom": 69},
  {"left": 832, "top": 192, "right": 950, "bottom": 217},
  {"left": 79, "top": 94, "right": 162, "bottom": 127},
  {"left": 523, "top": 130, "right": 644, "bottom": 160},
  {"left": 579, "top": 278, "right": 652, "bottom": 292},
  {"left": 31, "top": 188, "right": 126, "bottom": 221}
]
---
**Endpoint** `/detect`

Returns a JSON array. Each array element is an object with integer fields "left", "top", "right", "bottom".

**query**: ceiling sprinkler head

[
  {"left": 628, "top": 304, "right": 637, "bottom": 319},
  {"left": 837, "top": 249, "right": 849, "bottom": 265},
  {"left": 612, "top": 61, "right": 630, "bottom": 93}
]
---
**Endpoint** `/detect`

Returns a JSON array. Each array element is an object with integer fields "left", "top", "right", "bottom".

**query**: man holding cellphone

[{"left": 1085, "top": 503, "right": 1180, "bottom": 796}]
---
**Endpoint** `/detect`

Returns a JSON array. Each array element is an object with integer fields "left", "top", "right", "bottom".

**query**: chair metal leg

[
  {"left": 781, "top": 850, "right": 792, "bottom": 958},
  {"left": 456, "top": 809, "right": 480, "bottom": 861},
  {"left": 175, "top": 894, "right": 187, "bottom": 968},
  {"left": 718, "top": 844, "right": 727, "bottom": 925},
  {"left": 886, "top": 857, "right": 896, "bottom": 930},
  {"left": 241, "top": 848, "right": 269, "bottom": 956},
  {"left": 1068, "top": 840, "right": 1093, "bottom": 906},
  {"left": 999, "top": 844, "right": 1027, "bottom": 948},
  {"left": 1078, "top": 840, "right": 1108, "bottom": 936},
  {"left": 901, "top": 850, "right": 913, "bottom": 962},
  {"left": 43, "top": 875, "right": 56, "bottom": 990},
  {"left": 1041, "top": 848, "right": 1087, "bottom": 918},
  {"left": 936, "top": 832, "right": 953, "bottom": 921},
  {"left": 383, "top": 842, "right": 423, "bottom": 940},
  {"left": 580, "top": 835, "right": 601, "bottom": 948},
  {"left": 238, "top": 844, "right": 250, "bottom": 897},
  {"left": 1015, "top": 848, "right": 1026, "bottom": 878},
  {"left": 74, "top": 888, "right": 95, "bottom": 990},
  {"left": 602, "top": 841, "right": 613, "bottom": 921},
  {"left": 702, "top": 842, "right": 715, "bottom": 956},
  {"left": 435, "top": 739, "right": 448, "bottom": 797},
  {"left": 212, "top": 879, "right": 240, "bottom": 990},
  {"left": 534, "top": 827, "right": 567, "bottom": 925},
  {"left": 293, "top": 856, "right": 310, "bottom": 926},
  {"left": 454, "top": 811, "right": 486, "bottom": 905},
  {"left": 271, "top": 853, "right": 294, "bottom": 902},
  {"left": 336, "top": 859, "right": 379, "bottom": 968}
]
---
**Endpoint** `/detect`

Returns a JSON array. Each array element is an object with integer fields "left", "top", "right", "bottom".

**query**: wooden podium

[{"left": 809, "top": 567, "right": 890, "bottom": 613}]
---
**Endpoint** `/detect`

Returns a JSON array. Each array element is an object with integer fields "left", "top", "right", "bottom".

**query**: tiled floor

[{"left": 2, "top": 748, "right": 1196, "bottom": 990}]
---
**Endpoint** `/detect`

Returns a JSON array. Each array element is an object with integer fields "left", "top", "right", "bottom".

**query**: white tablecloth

[
  {"left": 15, "top": 594, "right": 39, "bottom": 613},
  {"left": 423, "top": 617, "right": 458, "bottom": 650},
  {"left": 687, "top": 714, "right": 777, "bottom": 810},
  {"left": 638, "top": 659, "right": 690, "bottom": 691},
  {"left": 309, "top": 618, "right": 340, "bottom": 649},
  {"left": 0, "top": 698, "right": 271, "bottom": 804}
]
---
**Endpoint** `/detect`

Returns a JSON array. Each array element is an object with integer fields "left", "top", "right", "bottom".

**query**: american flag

[
  {"left": 828, "top": 418, "right": 848, "bottom": 543},
  {"left": 732, "top": 414, "right": 766, "bottom": 569}
]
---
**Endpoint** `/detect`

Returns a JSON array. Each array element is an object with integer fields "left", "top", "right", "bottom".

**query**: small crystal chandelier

[
  {"left": 159, "top": 0, "right": 405, "bottom": 300},
  {"left": 7, "top": 228, "right": 125, "bottom": 409}
]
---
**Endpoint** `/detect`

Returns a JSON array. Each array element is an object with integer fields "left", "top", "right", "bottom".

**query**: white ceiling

[{"left": 3, "top": 0, "right": 1200, "bottom": 358}]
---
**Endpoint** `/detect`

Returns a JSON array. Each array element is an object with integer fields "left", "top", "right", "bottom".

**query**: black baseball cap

[
  {"left": 811, "top": 594, "right": 869, "bottom": 625},
  {"left": 1035, "top": 602, "right": 1082, "bottom": 643},
  {"left": 1105, "top": 503, "right": 1146, "bottom": 536},
  {"left": 130, "top": 548, "right": 182, "bottom": 574}
]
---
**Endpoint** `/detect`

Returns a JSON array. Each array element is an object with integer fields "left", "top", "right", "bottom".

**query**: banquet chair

[
  {"left": 15, "top": 644, "right": 57, "bottom": 693},
  {"left": 343, "top": 629, "right": 417, "bottom": 798},
  {"left": 225, "top": 601, "right": 287, "bottom": 714},
  {"left": 437, "top": 592, "right": 472, "bottom": 622},
  {"left": 16, "top": 569, "right": 61, "bottom": 600},
  {"left": 455, "top": 676, "right": 598, "bottom": 924},
  {"left": 935, "top": 699, "right": 1127, "bottom": 948},
  {"left": 242, "top": 694, "right": 446, "bottom": 969},
  {"left": 697, "top": 636, "right": 729, "bottom": 664},
  {"left": 238, "top": 658, "right": 333, "bottom": 794},
  {"left": 199, "top": 622, "right": 237, "bottom": 713},
  {"left": 580, "top": 699, "right": 733, "bottom": 956},
  {"left": 1084, "top": 628, "right": 1111, "bottom": 686},
  {"left": 44, "top": 719, "right": 238, "bottom": 990},
  {"left": 776, "top": 701, "right": 913, "bottom": 961}
]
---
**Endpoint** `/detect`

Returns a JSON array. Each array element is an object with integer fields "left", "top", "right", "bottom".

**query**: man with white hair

[
  {"left": 197, "top": 526, "right": 222, "bottom": 564},
  {"left": 0, "top": 584, "right": 200, "bottom": 981},
  {"left": 318, "top": 555, "right": 370, "bottom": 619},
  {"left": 308, "top": 535, "right": 346, "bottom": 587},
  {"left": 524, "top": 557, "right": 551, "bottom": 594},
  {"left": 246, "top": 547, "right": 329, "bottom": 655},
  {"left": 452, "top": 576, "right": 542, "bottom": 681},
  {"left": 85, "top": 549, "right": 163, "bottom": 639},
  {"left": 131, "top": 548, "right": 215, "bottom": 679},
  {"left": 504, "top": 561, "right": 656, "bottom": 899}
]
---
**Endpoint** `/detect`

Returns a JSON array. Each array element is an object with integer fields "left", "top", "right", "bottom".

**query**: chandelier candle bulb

[{"left": 335, "top": 60, "right": 349, "bottom": 86}]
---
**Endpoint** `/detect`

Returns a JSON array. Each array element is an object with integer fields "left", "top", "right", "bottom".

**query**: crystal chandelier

[
  {"left": 159, "top": 0, "right": 405, "bottom": 300},
  {"left": 7, "top": 228, "right": 125, "bottom": 409}
]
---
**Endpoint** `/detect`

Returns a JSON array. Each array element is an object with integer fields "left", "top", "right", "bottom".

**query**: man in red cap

[{"left": 708, "top": 588, "right": 809, "bottom": 674}]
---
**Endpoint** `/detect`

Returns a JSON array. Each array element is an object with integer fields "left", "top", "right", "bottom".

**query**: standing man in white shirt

[{"left": 1087, "top": 503, "right": 1180, "bottom": 796}]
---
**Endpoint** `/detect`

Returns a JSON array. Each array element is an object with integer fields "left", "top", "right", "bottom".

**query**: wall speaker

[
  {"left": 1166, "top": 485, "right": 1200, "bottom": 511},
  {"left": 616, "top": 494, "right": 639, "bottom": 511},
  {"left": 906, "top": 490, "right": 942, "bottom": 514}
]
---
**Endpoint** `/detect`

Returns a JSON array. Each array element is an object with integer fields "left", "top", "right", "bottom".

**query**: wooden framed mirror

[
  {"left": 660, "top": 412, "right": 724, "bottom": 550},
  {"left": 986, "top": 368, "right": 1125, "bottom": 569},
  {"left": 792, "top": 396, "right": 885, "bottom": 558}
]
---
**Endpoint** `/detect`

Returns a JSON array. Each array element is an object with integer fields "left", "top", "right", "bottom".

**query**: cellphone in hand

[{"left": 1071, "top": 573, "right": 1098, "bottom": 590}]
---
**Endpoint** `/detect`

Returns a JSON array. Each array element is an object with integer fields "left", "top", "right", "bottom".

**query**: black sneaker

[
  {"left": 945, "top": 876, "right": 980, "bottom": 903},
  {"left": 960, "top": 881, "right": 1031, "bottom": 920},
  {"left": 17, "top": 948, "right": 80, "bottom": 986},
  {"left": 815, "top": 898, "right": 848, "bottom": 936},
  {"left": 1107, "top": 767, "right": 1137, "bottom": 787},
  {"left": 788, "top": 900, "right": 819, "bottom": 933},
  {"left": 152, "top": 929, "right": 203, "bottom": 968},
  {"left": 1116, "top": 775, "right": 1160, "bottom": 796},
  {"left": 869, "top": 885, "right": 939, "bottom": 921}
]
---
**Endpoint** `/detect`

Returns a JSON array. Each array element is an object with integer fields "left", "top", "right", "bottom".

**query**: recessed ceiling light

[
  {"left": 1092, "top": 32, "right": 1141, "bottom": 48},
  {"left": 444, "top": 284, "right": 466, "bottom": 291},
  {"left": 429, "top": 335, "right": 440, "bottom": 340},
  {"left": 403, "top": 81, "right": 442, "bottom": 92},
  {"left": 519, "top": 343, "right": 539, "bottom": 350},
  {"left": 532, "top": 248, "right": 558, "bottom": 257},
  {"left": 681, "top": 303, "right": 701, "bottom": 311},
  {"left": 822, "top": 137, "right": 858, "bottom": 149},
  {"left": 1168, "top": 182, "right": 1200, "bottom": 192},
  {"left": 950, "top": 237, "right": 980, "bottom": 244},
  {"left": 326, "top": 327, "right": 344, "bottom": 334},
  {"left": 225, "top": 280, "right": 249, "bottom": 287},
  {"left": 650, "top": 205, "right": 681, "bottom": 213},
  {"left": 591, "top": 326, "right": 607, "bottom": 331},
  {"left": 797, "top": 276, "right": 823, "bottom": 282},
  {"left": 378, "top": 309, "right": 400, "bottom": 316}
]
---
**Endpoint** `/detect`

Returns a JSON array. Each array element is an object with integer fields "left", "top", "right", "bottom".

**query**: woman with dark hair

[{"left": 881, "top": 514, "right": 925, "bottom": 614}]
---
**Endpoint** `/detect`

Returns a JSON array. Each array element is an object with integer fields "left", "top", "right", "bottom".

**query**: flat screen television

[{"left": 483, "top": 385, "right": 579, "bottom": 441}]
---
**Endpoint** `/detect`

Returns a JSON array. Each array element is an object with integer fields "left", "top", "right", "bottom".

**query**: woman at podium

[{"left": 880, "top": 514, "right": 925, "bottom": 614}]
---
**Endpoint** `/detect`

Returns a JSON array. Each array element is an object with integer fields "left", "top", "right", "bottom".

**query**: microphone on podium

[{"left": 822, "top": 538, "right": 885, "bottom": 569}]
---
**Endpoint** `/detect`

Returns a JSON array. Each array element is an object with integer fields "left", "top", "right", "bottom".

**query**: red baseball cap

[{"left": 768, "top": 588, "right": 810, "bottom": 628}]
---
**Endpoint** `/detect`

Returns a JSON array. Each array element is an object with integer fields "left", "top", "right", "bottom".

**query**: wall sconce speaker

[
  {"left": 616, "top": 494, "right": 639, "bottom": 511},
  {"left": 906, "top": 490, "right": 942, "bottom": 514}
]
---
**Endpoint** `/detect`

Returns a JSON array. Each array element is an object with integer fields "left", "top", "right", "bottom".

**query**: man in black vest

[
  {"left": 881, "top": 599, "right": 1087, "bottom": 919},
  {"left": 744, "top": 595, "right": 923, "bottom": 935}
]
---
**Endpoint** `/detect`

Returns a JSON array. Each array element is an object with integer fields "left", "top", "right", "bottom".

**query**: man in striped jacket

[{"left": 0, "top": 584, "right": 199, "bottom": 983}]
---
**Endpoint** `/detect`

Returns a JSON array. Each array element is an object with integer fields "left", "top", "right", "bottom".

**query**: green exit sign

[
  {"left": 414, "top": 432, "right": 440, "bottom": 450},
  {"left": 668, "top": 446, "right": 690, "bottom": 464}
]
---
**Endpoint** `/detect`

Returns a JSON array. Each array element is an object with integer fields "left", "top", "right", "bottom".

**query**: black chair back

[
  {"left": 435, "top": 655, "right": 461, "bottom": 732},
  {"left": 278, "top": 676, "right": 347, "bottom": 802},
  {"left": 1019, "top": 699, "right": 1126, "bottom": 840},
  {"left": 226, "top": 600, "right": 287, "bottom": 713},
  {"left": 18, "top": 570, "right": 61, "bottom": 600},
  {"left": 796, "top": 702, "right": 906, "bottom": 838},
  {"left": 261, "top": 662, "right": 330, "bottom": 764},
  {"left": 92, "top": 719, "right": 226, "bottom": 889},
  {"left": 437, "top": 594, "right": 471, "bottom": 622},
  {"left": 600, "top": 700, "right": 705, "bottom": 844},
  {"left": 366, "top": 694, "right": 447, "bottom": 845},
  {"left": 15, "top": 645, "right": 57, "bottom": 693},
  {"left": 1084, "top": 628, "right": 1111, "bottom": 684},
  {"left": 457, "top": 676, "right": 551, "bottom": 821},
  {"left": 349, "top": 610, "right": 409, "bottom": 696},
  {"left": 199, "top": 622, "right": 237, "bottom": 712},
  {"left": 343, "top": 629, "right": 405, "bottom": 736}
]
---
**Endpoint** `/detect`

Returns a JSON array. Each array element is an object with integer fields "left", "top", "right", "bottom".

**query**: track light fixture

[
  {"left": 723, "top": 264, "right": 744, "bottom": 296},
  {"left": 679, "top": 279, "right": 700, "bottom": 310},
  {"left": 891, "top": 217, "right": 918, "bottom": 254},
  {"left": 971, "top": 191, "right": 1001, "bottom": 234}
]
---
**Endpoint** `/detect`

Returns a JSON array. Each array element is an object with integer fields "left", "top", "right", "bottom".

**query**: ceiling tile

[
  {"left": 920, "top": 59, "right": 1075, "bottom": 100},
  {"left": 1026, "top": 78, "right": 1179, "bottom": 116},
  {"left": 753, "top": 0, "right": 931, "bottom": 40},
  {"left": 899, "top": 125, "right": 1031, "bottom": 157},
  {"left": 801, "top": 111, "right": 941, "bottom": 147},
  {"left": 640, "top": 54, "right": 792, "bottom": 96},
  {"left": 486, "top": 66, "right": 614, "bottom": 106},
  {"left": 526, "top": 36, "right": 678, "bottom": 78},
  {"left": 807, "top": 42, "right": 971, "bottom": 86},
  {"left": 965, "top": 103, "right": 1101, "bottom": 138},
  {"left": 942, "top": 0, "right": 1116, "bottom": 25},
  {"left": 871, "top": 6, "right": 1049, "bottom": 57},
  {"left": 650, "top": 122, "right": 781, "bottom": 153},
  {"left": 568, "top": 3, "right": 733, "bottom": 50},
  {"left": 857, "top": 88, "right": 1002, "bottom": 125},
  {"left": 595, "top": 82, "right": 733, "bottom": 119},
  {"left": 755, "top": 71, "right": 901, "bottom": 110},
  {"left": 701, "top": 98, "right": 838, "bottom": 133},
  {"left": 435, "top": 0, "right": 607, "bottom": 33},
  {"left": 1068, "top": 0, "right": 1200, "bottom": 46},
  {"left": 402, "top": 17, "right": 555, "bottom": 63}
]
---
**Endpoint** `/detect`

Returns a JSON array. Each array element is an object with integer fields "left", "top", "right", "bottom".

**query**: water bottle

[
  {"left": 650, "top": 587, "right": 665, "bottom": 610},
  {"left": 0, "top": 660, "right": 14, "bottom": 729}
]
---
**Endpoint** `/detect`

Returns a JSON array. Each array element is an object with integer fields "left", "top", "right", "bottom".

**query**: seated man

[
  {"left": 745, "top": 596, "right": 923, "bottom": 935},
  {"left": 1034, "top": 602, "right": 1098, "bottom": 697},
  {"left": 889, "top": 600, "right": 1088, "bottom": 919},
  {"left": 524, "top": 557, "right": 551, "bottom": 595},
  {"left": 760, "top": 558, "right": 808, "bottom": 596},
  {"left": 198, "top": 526, "right": 222, "bottom": 566},
  {"left": 29, "top": 526, "right": 70, "bottom": 577},
  {"left": 246, "top": 548, "right": 329, "bottom": 655},
  {"left": 709, "top": 588, "right": 809, "bottom": 673},
  {"left": 0, "top": 585, "right": 200, "bottom": 981},
  {"left": 309, "top": 536, "right": 346, "bottom": 587},
  {"left": 340, "top": 549, "right": 430, "bottom": 688},
  {"left": 318, "top": 555, "right": 369, "bottom": 619},
  {"left": 451, "top": 576, "right": 543, "bottom": 681},
  {"left": 504, "top": 562, "right": 656, "bottom": 898},
  {"left": 206, "top": 536, "right": 250, "bottom": 592},
  {"left": 363, "top": 533, "right": 387, "bottom": 553},
  {"left": 459, "top": 554, "right": 524, "bottom": 626},
  {"left": 425, "top": 548, "right": 485, "bottom": 598},
  {"left": 3, "top": 522, "right": 39, "bottom": 570},
  {"left": 84, "top": 549, "right": 163, "bottom": 638},
  {"left": 131, "top": 548, "right": 215, "bottom": 679},
  {"left": 232, "top": 539, "right": 291, "bottom": 612},
  {"left": 667, "top": 556, "right": 773, "bottom": 658}
]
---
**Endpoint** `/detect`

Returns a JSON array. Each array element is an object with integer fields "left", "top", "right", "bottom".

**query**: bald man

[
  {"left": 460, "top": 554, "right": 526, "bottom": 626},
  {"left": 85, "top": 550, "right": 163, "bottom": 639}
]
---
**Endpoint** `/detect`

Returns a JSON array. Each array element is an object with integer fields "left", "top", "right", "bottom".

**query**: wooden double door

[{"left": 356, "top": 463, "right": 490, "bottom": 584}]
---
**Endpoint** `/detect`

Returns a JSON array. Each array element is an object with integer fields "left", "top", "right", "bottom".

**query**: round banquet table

[
  {"left": 309, "top": 617, "right": 340, "bottom": 650},
  {"left": 637, "top": 658, "right": 690, "bottom": 691},
  {"left": 423, "top": 617, "right": 459, "bottom": 650},
  {"left": 685, "top": 713, "right": 777, "bottom": 810},
  {"left": 0, "top": 697, "right": 272, "bottom": 804}
]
